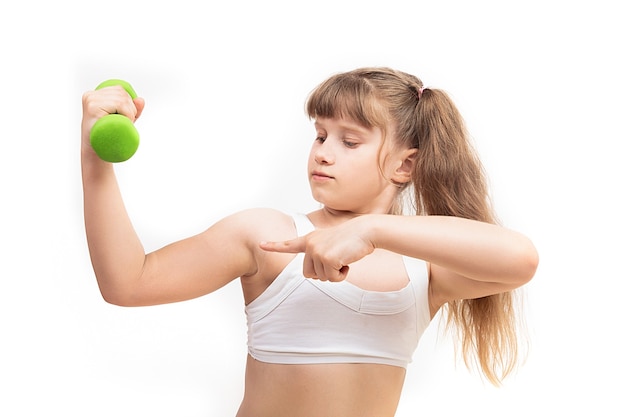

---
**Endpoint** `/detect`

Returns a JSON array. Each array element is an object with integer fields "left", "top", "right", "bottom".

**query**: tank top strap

[
  {"left": 401, "top": 256, "right": 427, "bottom": 283},
  {"left": 402, "top": 255, "right": 432, "bottom": 331},
  {"left": 291, "top": 213, "right": 315, "bottom": 237}
]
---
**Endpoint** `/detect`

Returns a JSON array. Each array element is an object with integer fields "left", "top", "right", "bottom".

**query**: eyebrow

[{"left": 314, "top": 118, "right": 372, "bottom": 135}]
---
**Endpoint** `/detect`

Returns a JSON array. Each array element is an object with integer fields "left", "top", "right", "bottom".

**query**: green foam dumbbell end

[
  {"left": 90, "top": 114, "right": 140, "bottom": 162},
  {"left": 90, "top": 79, "right": 140, "bottom": 163}
]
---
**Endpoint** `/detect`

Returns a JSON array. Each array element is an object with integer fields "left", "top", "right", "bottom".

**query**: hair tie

[{"left": 418, "top": 86, "right": 427, "bottom": 100}]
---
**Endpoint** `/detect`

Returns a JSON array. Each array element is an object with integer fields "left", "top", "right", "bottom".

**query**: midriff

[{"left": 235, "top": 354, "right": 407, "bottom": 417}]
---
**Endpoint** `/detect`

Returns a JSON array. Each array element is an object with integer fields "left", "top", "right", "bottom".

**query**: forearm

[
  {"left": 367, "top": 214, "right": 538, "bottom": 284},
  {"left": 82, "top": 148, "right": 146, "bottom": 303}
]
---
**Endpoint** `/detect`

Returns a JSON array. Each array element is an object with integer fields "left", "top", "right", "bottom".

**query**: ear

[{"left": 391, "top": 148, "right": 418, "bottom": 184}]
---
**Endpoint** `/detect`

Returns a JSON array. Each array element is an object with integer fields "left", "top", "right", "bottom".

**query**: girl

[{"left": 81, "top": 67, "right": 538, "bottom": 417}]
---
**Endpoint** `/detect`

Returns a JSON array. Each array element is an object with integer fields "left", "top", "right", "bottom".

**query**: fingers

[
  {"left": 83, "top": 85, "right": 142, "bottom": 122},
  {"left": 133, "top": 97, "right": 146, "bottom": 121},
  {"left": 306, "top": 258, "right": 349, "bottom": 282},
  {"left": 260, "top": 237, "right": 349, "bottom": 282},
  {"left": 259, "top": 236, "right": 306, "bottom": 254},
  {"left": 102, "top": 85, "right": 140, "bottom": 120}
]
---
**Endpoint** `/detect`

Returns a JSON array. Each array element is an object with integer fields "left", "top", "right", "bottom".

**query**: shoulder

[
  {"left": 228, "top": 207, "right": 295, "bottom": 227},
  {"left": 220, "top": 208, "right": 298, "bottom": 242},
  {"left": 227, "top": 209, "right": 301, "bottom": 302}
]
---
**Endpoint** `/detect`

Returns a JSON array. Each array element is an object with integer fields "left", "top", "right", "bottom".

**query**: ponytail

[
  {"left": 413, "top": 88, "right": 494, "bottom": 222},
  {"left": 415, "top": 88, "right": 522, "bottom": 386}
]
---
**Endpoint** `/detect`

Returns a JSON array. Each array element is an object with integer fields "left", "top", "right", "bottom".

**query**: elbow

[
  {"left": 100, "top": 291, "right": 132, "bottom": 307},
  {"left": 515, "top": 238, "right": 539, "bottom": 286},
  {"left": 99, "top": 287, "right": 134, "bottom": 307},
  {"left": 96, "top": 278, "right": 142, "bottom": 307},
  {"left": 93, "top": 259, "right": 151, "bottom": 306}
]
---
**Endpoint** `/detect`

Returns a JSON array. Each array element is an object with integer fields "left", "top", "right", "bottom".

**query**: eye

[
  {"left": 315, "top": 136, "right": 326, "bottom": 143},
  {"left": 343, "top": 139, "right": 358, "bottom": 148}
]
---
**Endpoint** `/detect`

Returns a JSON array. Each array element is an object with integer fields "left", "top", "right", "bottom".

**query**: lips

[{"left": 311, "top": 170, "right": 334, "bottom": 181}]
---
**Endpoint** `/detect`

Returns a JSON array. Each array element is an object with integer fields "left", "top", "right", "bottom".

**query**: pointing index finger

[{"left": 259, "top": 236, "right": 306, "bottom": 253}]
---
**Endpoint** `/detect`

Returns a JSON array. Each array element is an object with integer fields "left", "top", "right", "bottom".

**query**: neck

[{"left": 308, "top": 205, "right": 390, "bottom": 228}]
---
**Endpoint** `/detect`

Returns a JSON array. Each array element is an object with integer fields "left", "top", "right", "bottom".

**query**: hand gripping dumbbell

[{"left": 90, "top": 79, "right": 140, "bottom": 163}]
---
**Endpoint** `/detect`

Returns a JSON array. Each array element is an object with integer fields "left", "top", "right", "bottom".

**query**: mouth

[{"left": 311, "top": 170, "right": 334, "bottom": 181}]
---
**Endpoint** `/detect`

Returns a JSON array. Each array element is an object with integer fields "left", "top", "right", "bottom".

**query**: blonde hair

[{"left": 306, "top": 67, "right": 525, "bottom": 385}]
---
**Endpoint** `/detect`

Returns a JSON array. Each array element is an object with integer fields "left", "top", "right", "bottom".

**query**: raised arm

[
  {"left": 368, "top": 215, "right": 537, "bottom": 283},
  {"left": 261, "top": 213, "right": 538, "bottom": 303},
  {"left": 367, "top": 215, "right": 538, "bottom": 304},
  {"left": 81, "top": 87, "right": 257, "bottom": 306}
]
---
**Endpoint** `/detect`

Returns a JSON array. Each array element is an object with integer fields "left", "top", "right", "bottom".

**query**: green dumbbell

[{"left": 90, "top": 79, "right": 140, "bottom": 163}]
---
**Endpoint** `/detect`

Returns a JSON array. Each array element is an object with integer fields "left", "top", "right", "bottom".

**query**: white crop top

[{"left": 245, "top": 213, "right": 432, "bottom": 368}]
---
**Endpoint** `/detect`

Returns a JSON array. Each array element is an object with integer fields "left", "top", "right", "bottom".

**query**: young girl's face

[{"left": 308, "top": 117, "right": 405, "bottom": 214}]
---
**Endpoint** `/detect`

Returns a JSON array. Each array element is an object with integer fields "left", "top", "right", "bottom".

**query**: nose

[{"left": 313, "top": 141, "right": 334, "bottom": 165}]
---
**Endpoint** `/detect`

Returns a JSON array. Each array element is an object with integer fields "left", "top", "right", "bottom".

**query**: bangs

[{"left": 306, "top": 73, "right": 386, "bottom": 129}]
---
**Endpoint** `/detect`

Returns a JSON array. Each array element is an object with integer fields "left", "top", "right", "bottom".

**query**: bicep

[
  {"left": 429, "top": 263, "right": 523, "bottom": 307},
  {"left": 126, "top": 214, "right": 258, "bottom": 306}
]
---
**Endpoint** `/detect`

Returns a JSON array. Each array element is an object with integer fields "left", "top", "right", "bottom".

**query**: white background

[{"left": 1, "top": 1, "right": 624, "bottom": 415}]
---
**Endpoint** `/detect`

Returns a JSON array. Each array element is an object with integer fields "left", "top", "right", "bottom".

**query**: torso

[
  {"left": 236, "top": 355, "right": 407, "bottom": 417},
  {"left": 236, "top": 209, "right": 431, "bottom": 417}
]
